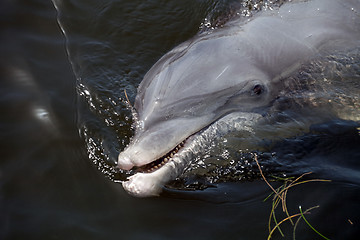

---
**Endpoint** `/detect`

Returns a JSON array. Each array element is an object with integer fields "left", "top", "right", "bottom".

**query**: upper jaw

[{"left": 117, "top": 115, "right": 213, "bottom": 171}]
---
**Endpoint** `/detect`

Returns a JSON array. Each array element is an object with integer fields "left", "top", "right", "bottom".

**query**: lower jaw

[{"left": 122, "top": 156, "right": 186, "bottom": 197}]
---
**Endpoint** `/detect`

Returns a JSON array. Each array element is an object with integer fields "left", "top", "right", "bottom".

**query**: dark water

[{"left": 1, "top": 0, "right": 359, "bottom": 239}]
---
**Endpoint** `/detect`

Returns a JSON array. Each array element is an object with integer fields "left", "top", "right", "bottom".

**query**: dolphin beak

[{"left": 117, "top": 152, "right": 134, "bottom": 171}]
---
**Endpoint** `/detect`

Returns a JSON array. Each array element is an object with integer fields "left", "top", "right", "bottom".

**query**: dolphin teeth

[{"left": 135, "top": 138, "right": 188, "bottom": 173}]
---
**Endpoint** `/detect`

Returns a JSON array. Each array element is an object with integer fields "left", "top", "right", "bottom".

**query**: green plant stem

[{"left": 299, "top": 206, "right": 330, "bottom": 240}]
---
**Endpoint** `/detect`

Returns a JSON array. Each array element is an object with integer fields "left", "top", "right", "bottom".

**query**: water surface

[{"left": 1, "top": 0, "right": 359, "bottom": 239}]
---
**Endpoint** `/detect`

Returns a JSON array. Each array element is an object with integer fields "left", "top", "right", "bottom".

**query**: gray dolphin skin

[{"left": 117, "top": 0, "right": 360, "bottom": 197}]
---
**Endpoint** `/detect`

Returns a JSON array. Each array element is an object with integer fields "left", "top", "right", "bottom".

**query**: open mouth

[
  {"left": 131, "top": 123, "right": 215, "bottom": 174},
  {"left": 134, "top": 139, "right": 187, "bottom": 173}
]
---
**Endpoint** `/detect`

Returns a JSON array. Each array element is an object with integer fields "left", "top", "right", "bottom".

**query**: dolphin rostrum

[{"left": 117, "top": 0, "right": 360, "bottom": 197}]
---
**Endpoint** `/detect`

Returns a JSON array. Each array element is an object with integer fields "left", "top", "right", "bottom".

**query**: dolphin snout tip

[{"left": 117, "top": 153, "right": 134, "bottom": 171}]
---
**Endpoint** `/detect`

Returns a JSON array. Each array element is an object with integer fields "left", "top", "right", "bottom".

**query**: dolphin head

[{"left": 117, "top": 31, "right": 275, "bottom": 196}]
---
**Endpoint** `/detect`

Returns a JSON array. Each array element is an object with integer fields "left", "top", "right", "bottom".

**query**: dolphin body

[{"left": 117, "top": 0, "right": 360, "bottom": 197}]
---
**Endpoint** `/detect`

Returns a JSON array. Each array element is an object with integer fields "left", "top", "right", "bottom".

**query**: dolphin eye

[{"left": 253, "top": 84, "right": 263, "bottom": 95}]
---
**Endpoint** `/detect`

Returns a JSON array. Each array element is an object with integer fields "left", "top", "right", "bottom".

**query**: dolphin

[{"left": 117, "top": 0, "right": 360, "bottom": 197}]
